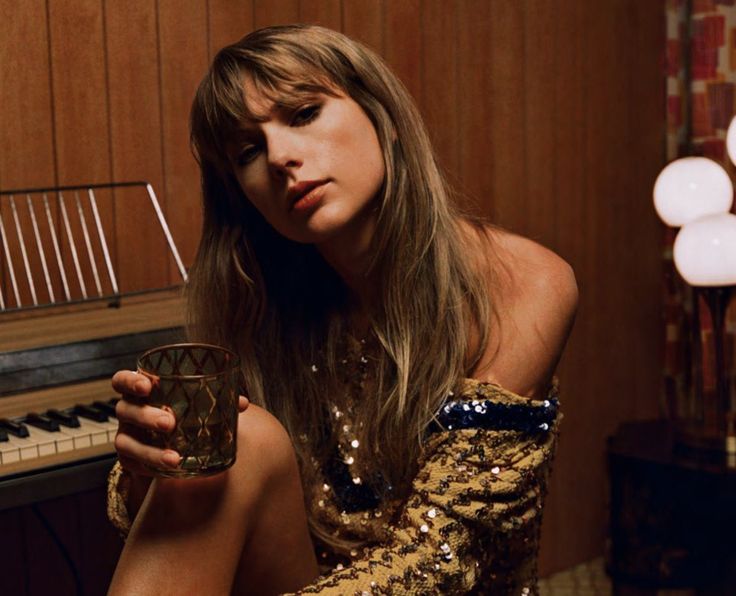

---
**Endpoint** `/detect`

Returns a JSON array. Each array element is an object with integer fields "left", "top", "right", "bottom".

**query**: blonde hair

[{"left": 188, "top": 24, "right": 493, "bottom": 548}]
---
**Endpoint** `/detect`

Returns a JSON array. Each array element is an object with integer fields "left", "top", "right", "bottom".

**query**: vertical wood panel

[
  {"left": 342, "top": 0, "right": 383, "bottom": 53},
  {"left": 457, "top": 0, "right": 494, "bottom": 213},
  {"left": 254, "top": 0, "right": 299, "bottom": 28},
  {"left": 384, "top": 0, "right": 421, "bottom": 105},
  {"left": 484, "top": 0, "right": 526, "bottom": 228},
  {"left": 158, "top": 0, "right": 209, "bottom": 276},
  {"left": 105, "top": 1, "right": 168, "bottom": 292},
  {"left": 0, "top": 0, "right": 56, "bottom": 308},
  {"left": 537, "top": 0, "right": 588, "bottom": 575},
  {"left": 523, "top": 0, "right": 558, "bottom": 249},
  {"left": 421, "top": 0, "right": 459, "bottom": 180},
  {"left": 208, "top": 0, "right": 254, "bottom": 57},
  {"left": 49, "top": 0, "right": 115, "bottom": 301},
  {"left": 299, "top": 0, "right": 341, "bottom": 29}
]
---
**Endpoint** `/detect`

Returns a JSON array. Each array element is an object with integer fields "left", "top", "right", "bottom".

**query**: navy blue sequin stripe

[
  {"left": 429, "top": 396, "right": 559, "bottom": 434},
  {"left": 322, "top": 456, "right": 385, "bottom": 512}
]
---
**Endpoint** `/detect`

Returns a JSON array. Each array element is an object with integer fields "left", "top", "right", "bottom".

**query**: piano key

[
  {"left": 75, "top": 417, "right": 114, "bottom": 446},
  {"left": 0, "top": 428, "right": 7, "bottom": 442},
  {"left": 25, "top": 412, "right": 60, "bottom": 432},
  {"left": 5, "top": 434, "right": 44, "bottom": 460},
  {"left": 0, "top": 440, "right": 21, "bottom": 464},
  {"left": 93, "top": 400, "right": 117, "bottom": 418},
  {"left": 73, "top": 404, "right": 108, "bottom": 423},
  {"left": 0, "top": 418, "right": 30, "bottom": 438},
  {"left": 46, "top": 408, "right": 80, "bottom": 428},
  {"left": 22, "top": 424, "right": 73, "bottom": 455}
]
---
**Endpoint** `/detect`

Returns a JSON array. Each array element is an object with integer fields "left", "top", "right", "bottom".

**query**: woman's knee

[{"left": 235, "top": 404, "right": 302, "bottom": 495}]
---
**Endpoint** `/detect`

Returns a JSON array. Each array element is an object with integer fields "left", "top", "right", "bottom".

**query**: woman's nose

[{"left": 265, "top": 128, "right": 303, "bottom": 175}]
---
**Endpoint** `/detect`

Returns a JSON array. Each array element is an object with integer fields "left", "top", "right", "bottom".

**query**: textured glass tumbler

[{"left": 137, "top": 343, "right": 240, "bottom": 478}]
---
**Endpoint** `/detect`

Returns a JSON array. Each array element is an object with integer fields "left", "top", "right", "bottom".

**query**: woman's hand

[{"left": 111, "top": 370, "right": 250, "bottom": 476}]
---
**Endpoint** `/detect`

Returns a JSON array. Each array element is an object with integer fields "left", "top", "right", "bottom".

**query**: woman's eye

[
  {"left": 236, "top": 145, "right": 260, "bottom": 166},
  {"left": 292, "top": 105, "right": 321, "bottom": 126}
]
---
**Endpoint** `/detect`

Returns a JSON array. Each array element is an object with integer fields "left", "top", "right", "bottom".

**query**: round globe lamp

[{"left": 653, "top": 157, "right": 733, "bottom": 227}]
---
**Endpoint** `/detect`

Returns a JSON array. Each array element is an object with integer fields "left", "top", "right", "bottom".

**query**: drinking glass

[{"left": 137, "top": 343, "right": 240, "bottom": 477}]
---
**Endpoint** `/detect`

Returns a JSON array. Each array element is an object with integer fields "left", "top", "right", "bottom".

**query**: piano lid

[{"left": 0, "top": 292, "right": 186, "bottom": 396}]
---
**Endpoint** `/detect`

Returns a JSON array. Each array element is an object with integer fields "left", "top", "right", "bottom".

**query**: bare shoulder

[{"left": 461, "top": 221, "right": 578, "bottom": 397}]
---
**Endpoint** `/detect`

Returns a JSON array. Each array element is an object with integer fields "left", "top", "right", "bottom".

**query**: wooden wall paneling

[
  {"left": 158, "top": 0, "right": 209, "bottom": 277},
  {"left": 537, "top": 0, "right": 588, "bottom": 576},
  {"left": 626, "top": 0, "right": 665, "bottom": 420},
  {"left": 483, "top": 0, "right": 526, "bottom": 228},
  {"left": 253, "top": 0, "right": 300, "bottom": 28},
  {"left": 49, "top": 0, "right": 116, "bottom": 300},
  {"left": 420, "top": 1, "right": 459, "bottom": 181},
  {"left": 105, "top": 1, "right": 169, "bottom": 293},
  {"left": 456, "top": 0, "right": 494, "bottom": 215},
  {"left": 0, "top": 0, "right": 57, "bottom": 309},
  {"left": 208, "top": 0, "right": 254, "bottom": 58},
  {"left": 383, "top": 0, "right": 422, "bottom": 105},
  {"left": 522, "top": 0, "right": 558, "bottom": 250},
  {"left": 0, "top": 508, "right": 27, "bottom": 594},
  {"left": 342, "top": 0, "right": 383, "bottom": 54},
  {"left": 298, "top": 0, "right": 341, "bottom": 29}
]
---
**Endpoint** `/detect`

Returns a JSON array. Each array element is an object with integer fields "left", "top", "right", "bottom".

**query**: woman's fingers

[
  {"left": 115, "top": 398, "right": 175, "bottom": 432},
  {"left": 115, "top": 430, "right": 181, "bottom": 476},
  {"left": 111, "top": 370, "right": 151, "bottom": 397},
  {"left": 238, "top": 395, "right": 249, "bottom": 413}
]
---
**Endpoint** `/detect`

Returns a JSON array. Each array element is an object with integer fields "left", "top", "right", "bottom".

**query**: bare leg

[{"left": 108, "top": 405, "right": 318, "bottom": 596}]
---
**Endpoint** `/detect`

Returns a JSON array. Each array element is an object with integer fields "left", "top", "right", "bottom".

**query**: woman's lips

[{"left": 290, "top": 181, "right": 329, "bottom": 213}]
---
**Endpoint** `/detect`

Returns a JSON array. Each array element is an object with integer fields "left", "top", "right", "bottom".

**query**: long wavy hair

[{"left": 187, "top": 24, "right": 494, "bottom": 547}]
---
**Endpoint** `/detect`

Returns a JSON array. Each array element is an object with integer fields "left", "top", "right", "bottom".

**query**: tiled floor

[
  {"left": 538, "top": 557, "right": 696, "bottom": 596},
  {"left": 539, "top": 557, "right": 612, "bottom": 596}
]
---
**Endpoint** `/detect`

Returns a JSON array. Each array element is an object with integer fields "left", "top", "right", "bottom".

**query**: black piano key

[
  {"left": 0, "top": 428, "right": 7, "bottom": 442},
  {"left": 0, "top": 418, "right": 30, "bottom": 438},
  {"left": 25, "top": 412, "right": 60, "bottom": 432},
  {"left": 46, "top": 408, "right": 80, "bottom": 428},
  {"left": 73, "top": 404, "right": 108, "bottom": 423},
  {"left": 93, "top": 400, "right": 117, "bottom": 418}
]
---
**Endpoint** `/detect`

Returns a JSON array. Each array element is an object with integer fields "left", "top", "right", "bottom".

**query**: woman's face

[{"left": 230, "top": 81, "right": 386, "bottom": 245}]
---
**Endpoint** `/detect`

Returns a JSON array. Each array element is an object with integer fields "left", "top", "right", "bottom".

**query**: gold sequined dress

[{"left": 107, "top": 337, "right": 561, "bottom": 595}]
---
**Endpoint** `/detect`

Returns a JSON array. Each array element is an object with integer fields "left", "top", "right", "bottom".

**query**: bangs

[{"left": 191, "top": 47, "right": 340, "bottom": 169}]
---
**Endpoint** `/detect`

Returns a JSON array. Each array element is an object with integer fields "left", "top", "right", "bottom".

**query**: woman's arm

[{"left": 290, "top": 384, "right": 560, "bottom": 594}]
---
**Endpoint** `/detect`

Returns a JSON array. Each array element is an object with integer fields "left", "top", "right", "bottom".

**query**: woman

[{"left": 107, "top": 24, "right": 577, "bottom": 595}]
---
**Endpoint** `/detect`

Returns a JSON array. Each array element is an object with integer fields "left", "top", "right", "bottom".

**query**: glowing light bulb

[
  {"left": 727, "top": 115, "right": 736, "bottom": 166},
  {"left": 653, "top": 157, "right": 733, "bottom": 227},
  {"left": 673, "top": 213, "right": 736, "bottom": 286}
]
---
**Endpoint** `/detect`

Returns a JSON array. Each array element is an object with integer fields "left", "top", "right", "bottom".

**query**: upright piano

[{"left": 0, "top": 291, "right": 185, "bottom": 511}]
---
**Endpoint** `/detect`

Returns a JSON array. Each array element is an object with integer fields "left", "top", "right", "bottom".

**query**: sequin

[
  {"left": 420, "top": 524, "right": 429, "bottom": 533},
  {"left": 440, "top": 543, "right": 451, "bottom": 553},
  {"left": 351, "top": 439, "right": 360, "bottom": 448},
  {"left": 345, "top": 456, "right": 355, "bottom": 465},
  {"left": 491, "top": 466, "right": 501, "bottom": 474},
  {"left": 427, "top": 508, "right": 437, "bottom": 518},
  {"left": 335, "top": 563, "right": 344, "bottom": 571},
  {"left": 311, "top": 364, "right": 318, "bottom": 372},
  {"left": 318, "top": 499, "right": 325, "bottom": 507},
  {"left": 352, "top": 477, "right": 362, "bottom": 485}
]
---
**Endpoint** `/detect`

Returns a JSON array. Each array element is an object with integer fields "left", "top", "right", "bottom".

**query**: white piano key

[
  {"left": 55, "top": 423, "right": 93, "bottom": 449},
  {"left": 5, "top": 434, "right": 41, "bottom": 460},
  {"left": 0, "top": 440, "right": 21, "bottom": 464},
  {"left": 24, "top": 424, "right": 74, "bottom": 454},
  {"left": 75, "top": 417, "right": 111, "bottom": 446},
  {"left": 17, "top": 426, "right": 57, "bottom": 457}
]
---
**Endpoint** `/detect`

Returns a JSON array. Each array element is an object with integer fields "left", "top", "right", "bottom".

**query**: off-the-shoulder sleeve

[
  {"left": 291, "top": 382, "right": 561, "bottom": 595},
  {"left": 106, "top": 459, "right": 133, "bottom": 539}
]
